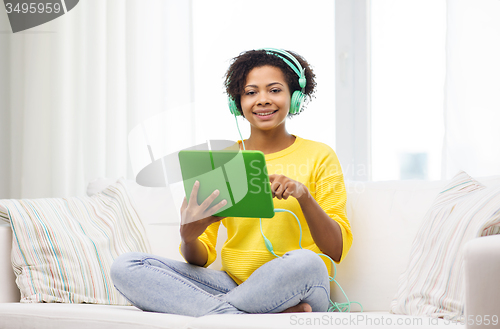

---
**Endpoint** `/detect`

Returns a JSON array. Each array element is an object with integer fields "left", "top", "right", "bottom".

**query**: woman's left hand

[{"left": 268, "top": 174, "right": 309, "bottom": 201}]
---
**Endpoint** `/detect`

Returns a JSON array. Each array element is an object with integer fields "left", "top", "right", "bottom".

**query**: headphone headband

[{"left": 261, "top": 48, "right": 307, "bottom": 90}]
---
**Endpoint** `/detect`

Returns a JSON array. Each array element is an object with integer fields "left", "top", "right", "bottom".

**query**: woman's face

[{"left": 240, "top": 65, "right": 291, "bottom": 132}]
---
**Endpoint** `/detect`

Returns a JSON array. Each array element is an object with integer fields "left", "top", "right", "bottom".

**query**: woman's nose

[{"left": 257, "top": 94, "right": 271, "bottom": 106}]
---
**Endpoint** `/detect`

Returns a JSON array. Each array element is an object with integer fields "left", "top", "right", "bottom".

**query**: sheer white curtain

[
  {"left": 0, "top": 0, "right": 194, "bottom": 198},
  {"left": 443, "top": 0, "right": 500, "bottom": 179}
]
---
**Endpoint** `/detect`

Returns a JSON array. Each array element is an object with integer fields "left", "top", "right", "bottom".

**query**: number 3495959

[{"left": 5, "top": 2, "right": 62, "bottom": 14}]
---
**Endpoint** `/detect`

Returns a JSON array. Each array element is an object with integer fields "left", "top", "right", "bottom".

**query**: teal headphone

[{"left": 228, "top": 48, "right": 307, "bottom": 116}]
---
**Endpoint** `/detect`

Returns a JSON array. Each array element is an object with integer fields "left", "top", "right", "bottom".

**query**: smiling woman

[
  {"left": 111, "top": 48, "right": 353, "bottom": 316},
  {"left": 223, "top": 49, "right": 316, "bottom": 155}
]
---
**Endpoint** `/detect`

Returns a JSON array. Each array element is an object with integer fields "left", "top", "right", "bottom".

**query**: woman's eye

[
  {"left": 245, "top": 91, "right": 256, "bottom": 96},
  {"left": 270, "top": 89, "right": 281, "bottom": 93}
]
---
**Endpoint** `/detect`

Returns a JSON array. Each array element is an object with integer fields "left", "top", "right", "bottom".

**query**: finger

[
  {"left": 270, "top": 179, "right": 281, "bottom": 191},
  {"left": 206, "top": 199, "right": 228, "bottom": 217},
  {"left": 188, "top": 181, "right": 200, "bottom": 205},
  {"left": 199, "top": 189, "right": 220, "bottom": 210},
  {"left": 181, "top": 197, "right": 187, "bottom": 212},
  {"left": 271, "top": 182, "right": 283, "bottom": 199},
  {"left": 275, "top": 182, "right": 285, "bottom": 194},
  {"left": 282, "top": 186, "right": 294, "bottom": 200},
  {"left": 180, "top": 197, "right": 189, "bottom": 225},
  {"left": 268, "top": 174, "right": 276, "bottom": 183}
]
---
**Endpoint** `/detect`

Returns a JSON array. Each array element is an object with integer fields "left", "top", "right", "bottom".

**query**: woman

[{"left": 111, "top": 49, "right": 353, "bottom": 317}]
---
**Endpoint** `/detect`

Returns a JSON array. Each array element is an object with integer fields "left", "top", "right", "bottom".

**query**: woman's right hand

[{"left": 179, "top": 181, "right": 227, "bottom": 244}]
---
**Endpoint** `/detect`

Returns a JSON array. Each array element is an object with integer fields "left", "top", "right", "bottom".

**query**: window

[{"left": 371, "top": 0, "right": 446, "bottom": 181}]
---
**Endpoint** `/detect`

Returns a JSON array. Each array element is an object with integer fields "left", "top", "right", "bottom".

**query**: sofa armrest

[
  {"left": 0, "top": 224, "right": 20, "bottom": 303},
  {"left": 464, "top": 235, "right": 500, "bottom": 329}
]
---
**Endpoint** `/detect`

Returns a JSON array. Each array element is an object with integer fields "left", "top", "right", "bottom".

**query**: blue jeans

[{"left": 110, "top": 249, "right": 330, "bottom": 317}]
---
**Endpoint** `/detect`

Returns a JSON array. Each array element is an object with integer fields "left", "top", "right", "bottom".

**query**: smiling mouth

[{"left": 254, "top": 110, "right": 278, "bottom": 117}]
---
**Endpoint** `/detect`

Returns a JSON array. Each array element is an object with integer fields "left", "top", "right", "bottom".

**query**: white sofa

[{"left": 0, "top": 177, "right": 499, "bottom": 329}]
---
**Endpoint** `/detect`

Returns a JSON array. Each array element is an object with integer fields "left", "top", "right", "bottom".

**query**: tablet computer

[{"left": 178, "top": 150, "right": 274, "bottom": 218}]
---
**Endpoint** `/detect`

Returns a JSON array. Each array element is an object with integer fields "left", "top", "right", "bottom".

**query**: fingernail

[
  {"left": 214, "top": 190, "right": 220, "bottom": 195},
  {"left": 195, "top": 181, "right": 199, "bottom": 186},
  {"left": 221, "top": 200, "right": 227, "bottom": 205}
]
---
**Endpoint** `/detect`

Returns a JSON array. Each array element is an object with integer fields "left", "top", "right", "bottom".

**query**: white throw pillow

[
  {"left": 0, "top": 179, "right": 150, "bottom": 304},
  {"left": 87, "top": 178, "right": 185, "bottom": 262},
  {"left": 86, "top": 178, "right": 183, "bottom": 226},
  {"left": 391, "top": 171, "right": 500, "bottom": 320}
]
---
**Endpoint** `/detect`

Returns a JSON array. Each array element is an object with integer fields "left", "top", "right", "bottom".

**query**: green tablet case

[{"left": 178, "top": 150, "right": 275, "bottom": 218}]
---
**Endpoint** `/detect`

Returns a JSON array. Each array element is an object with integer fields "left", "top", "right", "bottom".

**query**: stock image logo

[
  {"left": 128, "top": 109, "right": 275, "bottom": 224},
  {"left": 3, "top": 0, "right": 79, "bottom": 33}
]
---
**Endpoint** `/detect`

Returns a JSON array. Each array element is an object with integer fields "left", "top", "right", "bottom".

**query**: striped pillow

[
  {"left": 391, "top": 171, "right": 500, "bottom": 320},
  {"left": 0, "top": 178, "right": 150, "bottom": 304}
]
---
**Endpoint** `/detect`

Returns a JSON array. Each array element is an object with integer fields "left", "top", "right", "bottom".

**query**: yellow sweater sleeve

[
  {"left": 179, "top": 220, "right": 221, "bottom": 268},
  {"left": 313, "top": 150, "right": 352, "bottom": 263},
  {"left": 197, "top": 220, "right": 221, "bottom": 267}
]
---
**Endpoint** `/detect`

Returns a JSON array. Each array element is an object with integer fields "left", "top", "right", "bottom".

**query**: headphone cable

[{"left": 233, "top": 109, "right": 246, "bottom": 150}]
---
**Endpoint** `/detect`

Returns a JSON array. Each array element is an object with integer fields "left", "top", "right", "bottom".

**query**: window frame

[{"left": 335, "top": 0, "right": 372, "bottom": 181}]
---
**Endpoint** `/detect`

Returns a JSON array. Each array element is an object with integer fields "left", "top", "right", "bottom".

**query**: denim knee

[
  {"left": 110, "top": 252, "right": 144, "bottom": 289},
  {"left": 283, "top": 249, "right": 329, "bottom": 282}
]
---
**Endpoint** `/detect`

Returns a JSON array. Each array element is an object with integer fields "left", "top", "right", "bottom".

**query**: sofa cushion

[
  {"left": 0, "top": 303, "right": 192, "bottom": 329},
  {"left": 0, "top": 179, "right": 150, "bottom": 305},
  {"left": 0, "top": 304, "right": 458, "bottom": 329},
  {"left": 391, "top": 171, "right": 500, "bottom": 319}
]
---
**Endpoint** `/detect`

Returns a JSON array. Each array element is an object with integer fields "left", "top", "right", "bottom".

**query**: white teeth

[{"left": 256, "top": 111, "right": 275, "bottom": 116}]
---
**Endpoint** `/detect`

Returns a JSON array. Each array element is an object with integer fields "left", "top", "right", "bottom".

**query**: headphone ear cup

[
  {"left": 290, "top": 91, "right": 306, "bottom": 114},
  {"left": 228, "top": 97, "right": 241, "bottom": 116}
]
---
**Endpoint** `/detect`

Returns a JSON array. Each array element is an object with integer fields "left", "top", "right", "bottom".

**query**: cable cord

[
  {"left": 260, "top": 208, "right": 363, "bottom": 313},
  {"left": 233, "top": 110, "right": 246, "bottom": 150}
]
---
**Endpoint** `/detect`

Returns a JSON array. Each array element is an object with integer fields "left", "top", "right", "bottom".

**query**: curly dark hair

[{"left": 224, "top": 49, "right": 317, "bottom": 117}]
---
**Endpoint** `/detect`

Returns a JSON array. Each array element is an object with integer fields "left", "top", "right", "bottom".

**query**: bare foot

[{"left": 281, "top": 303, "right": 312, "bottom": 313}]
